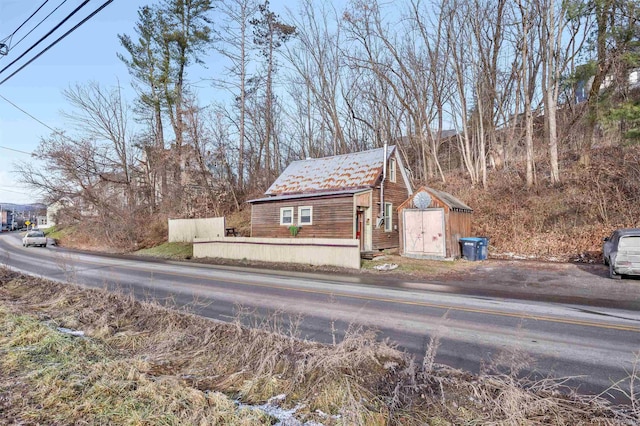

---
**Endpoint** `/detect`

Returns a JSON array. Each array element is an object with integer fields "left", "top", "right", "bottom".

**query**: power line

[
  {"left": 0, "top": 0, "right": 91, "bottom": 76},
  {"left": 0, "top": 145, "right": 34, "bottom": 156},
  {"left": 0, "top": 93, "right": 120, "bottom": 167},
  {"left": 0, "top": 0, "right": 115, "bottom": 86},
  {"left": 0, "top": 187, "right": 31, "bottom": 195},
  {"left": 3, "top": 0, "right": 51, "bottom": 40},
  {"left": 3, "top": 0, "right": 71, "bottom": 56},
  {"left": 0, "top": 94, "right": 57, "bottom": 134}
]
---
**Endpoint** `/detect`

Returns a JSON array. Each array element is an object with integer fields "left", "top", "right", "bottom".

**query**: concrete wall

[
  {"left": 169, "top": 217, "right": 226, "bottom": 242},
  {"left": 193, "top": 237, "right": 361, "bottom": 269}
]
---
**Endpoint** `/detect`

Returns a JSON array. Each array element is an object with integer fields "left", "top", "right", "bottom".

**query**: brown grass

[
  {"left": 430, "top": 145, "right": 640, "bottom": 262},
  {"left": 1, "top": 268, "right": 636, "bottom": 425}
]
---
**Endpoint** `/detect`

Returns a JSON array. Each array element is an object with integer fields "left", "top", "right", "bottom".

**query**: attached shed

[
  {"left": 248, "top": 145, "right": 413, "bottom": 252},
  {"left": 398, "top": 186, "right": 473, "bottom": 259}
]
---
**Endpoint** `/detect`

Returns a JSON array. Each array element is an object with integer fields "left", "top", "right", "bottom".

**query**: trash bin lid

[{"left": 459, "top": 237, "right": 483, "bottom": 242}]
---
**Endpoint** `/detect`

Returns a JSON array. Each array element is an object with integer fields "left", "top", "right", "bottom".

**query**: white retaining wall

[
  {"left": 193, "top": 237, "right": 361, "bottom": 269},
  {"left": 168, "top": 217, "right": 226, "bottom": 242}
]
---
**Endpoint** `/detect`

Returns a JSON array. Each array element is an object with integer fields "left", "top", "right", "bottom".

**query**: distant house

[
  {"left": 36, "top": 215, "right": 50, "bottom": 229},
  {"left": 45, "top": 198, "right": 74, "bottom": 228},
  {"left": 248, "top": 145, "right": 413, "bottom": 252}
]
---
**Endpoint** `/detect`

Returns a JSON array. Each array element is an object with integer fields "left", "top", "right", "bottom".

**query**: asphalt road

[{"left": 1, "top": 232, "right": 639, "bottom": 404}]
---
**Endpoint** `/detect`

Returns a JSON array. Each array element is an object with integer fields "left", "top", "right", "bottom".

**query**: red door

[{"left": 356, "top": 210, "right": 365, "bottom": 250}]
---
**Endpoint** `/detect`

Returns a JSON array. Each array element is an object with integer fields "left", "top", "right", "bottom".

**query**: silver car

[
  {"left": 603, "top": 229, "right": 640, "bottom": 279},
  {"left": 22, "top": 230, "right": 47, "bottom": 248}
]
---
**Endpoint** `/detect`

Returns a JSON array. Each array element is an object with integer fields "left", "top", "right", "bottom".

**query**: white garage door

[{"left": 403, "top": 209, "right": 446, "bottom": 257}]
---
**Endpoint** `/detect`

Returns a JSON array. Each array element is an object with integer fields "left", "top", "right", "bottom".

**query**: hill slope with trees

[{"left": 14, "top": 0, "right": 639, "bottom": 259}]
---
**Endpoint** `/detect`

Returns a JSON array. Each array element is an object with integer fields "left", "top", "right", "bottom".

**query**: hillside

[
  {"left": 428, "top": 145, "right": 640, "bottom": 263},
  {"left": 47, "top": 145, "right": 639, "bottom": 265}
]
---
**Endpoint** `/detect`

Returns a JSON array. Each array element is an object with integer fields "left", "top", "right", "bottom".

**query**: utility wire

[
  {"left": 0, "top": 0, "right": 91, "bottom": 76},
  {"left": 0, "top": 187, "right": 31, "bottom": 195},
  {"left": 3, "top": 0, "right": 71, "bottom": 57},
  {"left": 0, "top": 0, "right": 115, "bottom": 86},
  {"left": 0, "top": 145, "right": 34, "bottom": 156},
  {"left": 3, "top": 0, "right": 51, "bottom": 40},
  {"left": 0, "top": 94, "right": 57, "bottom": 134},
  {"left": 0, "top": 93, "right": 121, "bottom": 167}
]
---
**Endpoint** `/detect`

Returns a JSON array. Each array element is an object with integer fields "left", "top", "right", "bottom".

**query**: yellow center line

[{"left": 66, "top": 255, "right": 640, "bottom": 334}]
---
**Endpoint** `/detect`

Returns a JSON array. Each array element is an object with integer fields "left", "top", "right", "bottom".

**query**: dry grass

[
  {"left": 0, "top": 267, "right": 637, "bottom": 425},
  {"left": 432, "top": 146, "right": 640, "bottom": 262}
]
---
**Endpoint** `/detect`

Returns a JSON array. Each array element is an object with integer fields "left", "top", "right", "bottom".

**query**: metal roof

[
  {"left": 265, "top": 146, "right": 395, "bottom": 196},
  {"left": 428, "top": 187, "right": 473, "bottom": 212},
  {"left": 248, "top": 189, "right": 363, "bottom": 204}
]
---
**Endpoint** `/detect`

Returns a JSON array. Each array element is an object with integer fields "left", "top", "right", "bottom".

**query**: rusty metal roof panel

[
  {"left": 266, "top": 146, "right": 394, "bottom": 196},
  {"left": 428, "top": 187, "right": 473, "bottom": 212}
]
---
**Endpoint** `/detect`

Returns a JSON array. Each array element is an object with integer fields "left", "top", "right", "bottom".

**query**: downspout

[{"left": 380, "top": 143, "right": 387, "bottom": 225}]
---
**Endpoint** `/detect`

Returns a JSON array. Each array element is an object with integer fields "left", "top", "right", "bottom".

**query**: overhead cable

[
  {"left": 3, "top": 0, "right": 71, "bottom": 57},
  {"left": 4, "top": 0, "right": 51, "bottom": 39},
  {"left": 0, "top": 0, "right": 115, "bottom": 87},
  {"left": 0, "top": 0, "right": 91, "bottom": 76},
  {"left": 0, "top": 145, "right": 34, "bottom": 156},
  {"left": 0, "top": 94, "right": 58, "bottom": 134}
]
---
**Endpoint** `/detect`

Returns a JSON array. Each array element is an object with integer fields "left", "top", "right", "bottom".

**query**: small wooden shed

[{"left": 397, "top": 186, "right": 473, "bottom": 259}]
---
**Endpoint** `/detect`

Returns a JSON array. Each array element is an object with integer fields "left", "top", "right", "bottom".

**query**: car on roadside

[
  {"left": 22, "top": 230, "right": 47, "bottom": 248},
  {"left": 603, "top": 228, "right": 640, "bottom": 279}
]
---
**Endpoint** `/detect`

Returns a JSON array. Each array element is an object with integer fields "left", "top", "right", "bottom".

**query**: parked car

[
  {"left": 603, "top": 228, "right": 640, "bottom": 279},
  {"left": 22, "top": 230, "right": 47, "bottom": 248}
]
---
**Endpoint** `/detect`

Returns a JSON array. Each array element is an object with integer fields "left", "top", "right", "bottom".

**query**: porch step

[{"left": 360, "top": 251, "right": 384, "bottom": 260}]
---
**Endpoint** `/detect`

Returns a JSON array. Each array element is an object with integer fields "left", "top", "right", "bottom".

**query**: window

[
  {"left": 619, "top": 236, "right": 640, "bottom": 250},
  {"left": 389, "top": 158, "right": 396, "bottom": 182},
  {"left": 280, "top": 207, "right": 294, "bottom": 225},
  {"left": 298, "top": 206, "right": 313, "bottom": 225},
  {"left": 384, "top": 202, "right": 393, "bottom": 232}
]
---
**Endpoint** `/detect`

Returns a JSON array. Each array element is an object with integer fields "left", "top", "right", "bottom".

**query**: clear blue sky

[{"left": 0, "top": 0, "right": 152, "bottom": 204}]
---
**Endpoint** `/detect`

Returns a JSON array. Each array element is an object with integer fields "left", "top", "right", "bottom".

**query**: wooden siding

[
  {"left": 251, "top": 195, "right": 354, "bottom": 239},
  {"left": 397, "top": 186, "right": 473, "bottom": 258},
  {"left": 447, "top": 211, "right": 472, "bottom": 258},
  {"left": 428, "top": 194, "right": 472, "bottom": 258},
  {"left": 356, "top": 192, "right": 371, "bottom": 207},
  {"left": 371, "top": 160, "right": 411, "bottom": 250}
]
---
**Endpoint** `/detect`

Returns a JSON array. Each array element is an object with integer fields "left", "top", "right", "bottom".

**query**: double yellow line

[{"left": 64, "top": 254, "right": 640, "bottom": 334}]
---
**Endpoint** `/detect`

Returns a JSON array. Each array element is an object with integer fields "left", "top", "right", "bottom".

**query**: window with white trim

[
  {"left": 298, "top": 206, "right": 313, "bottom": 225},
  {"left": 280, "top": 207, "right": 294, "bottom": 225},
  {"left": 384, "top": 202, "right": 393, "bottom": 232},
  {"left": 389, "top": 158, "right": 396, "bottom": 182}
]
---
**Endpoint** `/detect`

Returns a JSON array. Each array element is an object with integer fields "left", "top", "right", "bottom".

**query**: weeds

[
  {"left": 607, "top": 352, "right": 640, "bottom": 420},
  {"left": 0, "top": 267, "right": 637, "bottom": 425}
]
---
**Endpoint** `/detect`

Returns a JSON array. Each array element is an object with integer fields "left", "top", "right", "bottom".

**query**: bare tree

[
  {"left": 16, "top": 82, "right": 142, "bottom": 246},
  {"left": 250, "top": 0, "right": 296, "bottom": 182},
  {"left": 284, "top": 0, "right": 348, "bottom": 156},
  {"left": 214, "top": 0, "right": 260, "bottom": 190},
  {"left": 343, "top": 0, "right": 450, "bottom": 182}
]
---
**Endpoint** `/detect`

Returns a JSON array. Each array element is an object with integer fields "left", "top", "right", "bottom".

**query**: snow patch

[
  {"left": 56, "top": 327, "right": 85, "bottom": 337},
  {"left": 374, "top": 263, "right": 398, "bottom": 271},
  {"left": 237, "top": 394, "right": 329, "bottom": 426}
]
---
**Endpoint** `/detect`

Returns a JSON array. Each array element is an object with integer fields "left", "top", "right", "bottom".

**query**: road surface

[{"left": 1, "top": 232, "right": 638, "bottom": 403}]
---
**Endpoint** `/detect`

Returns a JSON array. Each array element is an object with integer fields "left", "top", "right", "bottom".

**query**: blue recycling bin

[
  {"left": 478, "top": 236, "right": 490, "bottom": 260},
  {"left": 459, "top": 237, "right": 488, "bottom": 261}
]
